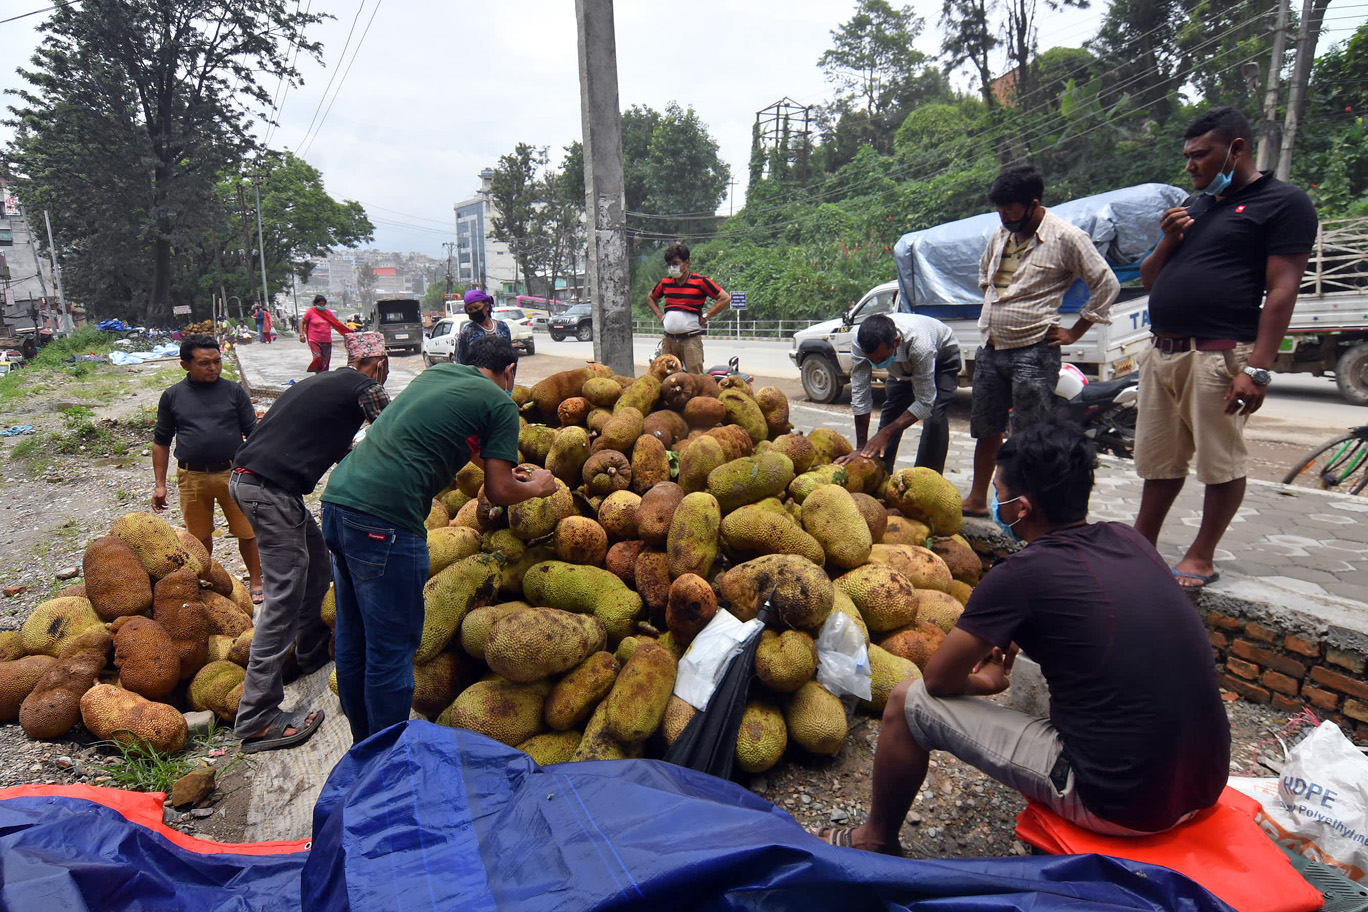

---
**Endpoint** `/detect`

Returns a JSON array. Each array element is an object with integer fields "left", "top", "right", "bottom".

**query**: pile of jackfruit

[
  {"left": 0, "top": 513, "right": 259, "bottom": 755},
  {"left": 325, "top": 356, "right": 982, "bottom": 773}
]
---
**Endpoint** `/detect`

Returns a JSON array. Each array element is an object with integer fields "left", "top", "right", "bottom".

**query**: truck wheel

[
  {"left": 550, "top": 332, "right": 565, "bottom": 342},
  {"left": 577, "top": 323, "right": 592, "bottom": 342},
  {"left": 800, "top": 356, "right": 842, "bottom": 404},
  {"left": 1336, "top": 343, "right": 1368, "bottom": 406},
  {"left": 524, "top": 339, "right": 535, "bottom": 356}
]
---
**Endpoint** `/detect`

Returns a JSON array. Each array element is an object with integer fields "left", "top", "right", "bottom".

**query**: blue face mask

[
  {"left": 1203, "top": 145, "right": 1234, "bottom": 196},
  {"left": 990, "top": 488, "right": 1024, "bottom": 540},
  {"left": 871, "top": 337, "right": 901, "bottom": 370}
]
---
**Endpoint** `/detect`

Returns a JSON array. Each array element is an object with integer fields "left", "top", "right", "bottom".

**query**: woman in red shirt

[{"left": 299, "top": 295, "right": 353, "bottom": 372}]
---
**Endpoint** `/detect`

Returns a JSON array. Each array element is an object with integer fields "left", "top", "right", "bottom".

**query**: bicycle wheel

[{"left": 1281, "top": 431, "right": 1368, "bottom": 494}]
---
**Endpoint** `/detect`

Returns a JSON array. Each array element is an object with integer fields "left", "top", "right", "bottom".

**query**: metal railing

[{"left": 631, "top": 319, "right": 816, "bottom": 341}]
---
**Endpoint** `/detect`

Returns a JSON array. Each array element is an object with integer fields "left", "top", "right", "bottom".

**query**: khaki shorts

[
  {"left": 661, "top": 333, "right": 705, "bottom": 374},
  {"left": 1134, "top": 342, "right": 1253, "bottom": 485},
  {"left": 902, "top": 679, "right": 1161, "bottom": 837},
  {"left": 177, "top": 468, "right": 255, "bottom": 542}
]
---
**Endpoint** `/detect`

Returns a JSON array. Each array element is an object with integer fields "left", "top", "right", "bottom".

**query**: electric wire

[
  {"left": 296, "top": 0, "right": 367, "bottom": 153},
  {"left": 298, "top": 0, "right": 383, "bottom": 158}
]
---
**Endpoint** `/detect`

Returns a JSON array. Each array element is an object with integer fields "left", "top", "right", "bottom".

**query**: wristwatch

[{"left": 1243, "top": 366, "right": 1271, "bottom": 386}]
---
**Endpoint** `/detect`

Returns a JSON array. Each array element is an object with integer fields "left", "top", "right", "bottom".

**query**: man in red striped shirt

[{"left": 646, "top": 243, "right": 731, "bottom": 373}]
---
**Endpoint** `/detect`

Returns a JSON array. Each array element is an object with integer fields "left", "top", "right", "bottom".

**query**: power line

[
  {"left": 295, "top": 0, "right": 367, "bottom": 152},
  {"left": 262, "top": 0, "right": 312, "bottom": 150},
  {"left": 0, "top": 1, "right": 74, "bottom": 25},
  {"left": 298, "top": 0, "right": 383, "bottom": 158}
]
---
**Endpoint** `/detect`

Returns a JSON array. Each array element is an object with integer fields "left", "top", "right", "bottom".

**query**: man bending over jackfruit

[
  {"left": 320, "top": 334, "right": 557, "bottom": 744},
  {"left": 811, "top": 421, "right": 1230, "bottom": 854}
]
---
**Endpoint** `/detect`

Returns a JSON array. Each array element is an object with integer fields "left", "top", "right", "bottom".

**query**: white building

[{"left": 454, "top": 169, "right": 518, "bottom": 295}]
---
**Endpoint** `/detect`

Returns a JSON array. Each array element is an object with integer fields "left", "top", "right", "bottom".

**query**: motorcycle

[{"left": 1061, "top": 370, "right": 1139, "bottom": 459}]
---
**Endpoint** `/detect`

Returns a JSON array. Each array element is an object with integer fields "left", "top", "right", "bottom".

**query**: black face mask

[
  {"left": 1002, "top": 202, "right": 1036, "bottom": 234},
  {"left": 467, "top": 309, "right": 486, "bottom": 323}
]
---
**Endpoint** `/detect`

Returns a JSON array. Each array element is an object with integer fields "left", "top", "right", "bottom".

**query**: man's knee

[{"left": 883, "top": 678, "right": 917, "bottom": 731}]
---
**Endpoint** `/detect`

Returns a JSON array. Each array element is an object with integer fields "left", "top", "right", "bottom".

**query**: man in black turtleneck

[{"left": 226, "top": 331, "right": 390, "bottom": 753}]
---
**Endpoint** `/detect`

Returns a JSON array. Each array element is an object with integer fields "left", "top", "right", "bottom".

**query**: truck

[
  {"left": 790, "top": 186, "right": 1368, "bottom": 405},
  {"left": 375, "top": 298, "right": 423, "bottom": 356}
]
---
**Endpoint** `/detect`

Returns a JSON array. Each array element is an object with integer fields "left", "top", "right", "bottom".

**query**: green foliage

[
  {"left": 423, "top": 279, "right": 466, "bottom": 311},
  {"left": 101, "top": 721, "right": 223, "bottom": 794}
]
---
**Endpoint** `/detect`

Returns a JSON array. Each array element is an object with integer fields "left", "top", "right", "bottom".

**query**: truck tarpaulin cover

[
  {"left": 0, "top": 723, "right": 1235, "bottom": 912},
  {"left": 893, "top": 183, "right": 1188, "bottom": 320}
]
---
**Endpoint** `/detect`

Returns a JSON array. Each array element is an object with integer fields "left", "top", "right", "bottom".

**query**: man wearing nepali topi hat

[{"left": 226, "top": 331, "right": 390, "bottom": 753}]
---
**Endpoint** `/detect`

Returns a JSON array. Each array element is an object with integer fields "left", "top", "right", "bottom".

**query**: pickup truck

[
  {"left": 791, "top": 187, "right": 1368, "bottom": 405},
  {"left": 376, "top": 298, "right": 423, "bottom": 355}
]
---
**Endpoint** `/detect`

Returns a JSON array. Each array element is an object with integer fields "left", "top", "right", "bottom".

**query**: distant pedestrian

[
  {"left": 454, "top": 289, "right": 510, "bottom": 365},
  {"left": 960, "top": 165, "right": 1120, "bottom": 518},
  {"left": 151, "top": 334, "right": 263, "bottom": 602},
  {"left": 300, "top": 294, "right": 353, "bottom": 373},
  {"left": 263, "top": 309, "right": 275, "bottom": 343},
  {"left": 253, "top": 306, "right": 266, "bottom": 342},
  {"left": 1133, "top": 107, "right": 1316, "bottom": 588},
  {"left": 228, "top": 331, "right": 391, "bottom": 753},
  {"left": 646, "top": 243, "right": 730, "bottom": 374}
]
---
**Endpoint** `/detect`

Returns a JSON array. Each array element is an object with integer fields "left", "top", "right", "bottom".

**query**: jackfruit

[
  {"left": 0, "top": 631, "right": 23, "bottom": 662},
  {"left": 839, "top": 455, "right": 887, "bottom": 496},
  {"left": 558, "top": 396, "right": 591, "bottom": 427},
  {"left": 172, "top": 528, "right": 212, "bottom": 578},
  {"left": 531, "top": 366, "right": 597, "bottom": 417},
  {"left": 716, "top": 554, "right": 834, "bottom": 630},
  {"left": 545, "top": 426, "right": 592, "bottom": 486},
  {"left": 227, "top": 628, "right": 254, "bottom": 666},
  {"left": 571, "top": 701, "right": 638, "bottom": 761},
  {"left": 582, "top": 376, "right": 622, "bottom": 408},
  {"left": 753, "top": 386, "right": 791, "bottom": 438},
  {"left": 597, "top": 491, "right": 641, "bottom": 541},
  {"left": 682, "top": 397, "right": 727, "bottom": 429},
  {"left": 229, "top": 576, "right": 254, "bottom": 617},
  {"left": 485, "top": 526, "right": 528, "bottom": 564},
  {"left": 884, "top": 468, "right": 964, "bottom": 536},
  {"left": 111, "top": 512, "right": 198, "bottom": 580},
  {"left": 916, "top": 590, "right": 965, "bottom": 634},
  {"left": 720, "top": 504, "right": 825, "bottom": 565},
  {"left": 861, "top": 644, "right": 921, "bottom": 712},
  {"left": 520, "top": 561, "right": 644, "bottom": 643},
  {"left": 418, "top": 553, "right": 502, "bottom": 662},
  {"left": 718, "top": 390, "right": 768, "bottom": 444},
  {"left": 204, "top": 591, "right": 252, "bottom": 638},
  {"left": 499, "top": 545, "right": 553, "bottom": 598},
  {"left": 882, "top": 515, "right": 932, "bottom": 547},
  {"left": 629, "top": 435, "right": 671, "bottom": 494},
  {"left": 507, "top": 478, "right": 575, "bottom": 541},
  {"left": 880, "top": 621, "right": 946, "bottom": 670},
  {"left": 111, "top": 616, "right": 179, "bottom": 700},
  {"left": 82, "top": 535, "right": 153, "bottom": 620},
  {"left": 707, "top": 424, "right": 755, "bottom": 460},
  {"left": 428, "top": 526, "right": 483, "bottom": 577},
  {"left": 666, "top": 492, "right": 722, "bottom": 580},
  {"left": 0, "top": 655, "right": 55, "bottom": 721},
  {"left": 551, "top": 516, "right": 608, "bottom": 567},
  {"left": 707, "top": 452, "right": 795, "bottom": 515},
  {"left": 642, "top": 410, "right": 688, "bottom": 449},
  {"left": 455, "top": 462, "right": 486, "bottom": 497},
  {"left": 768, "top": 433, "right": 816, "bottom": 474},
  {"left": 207, "top": 634, "right": 233, "bottom": 662},
  {"left": 153, "top": 569, "right": 211, "bottom": 680},
  {"left": 613, "top": 375, "right": 661, "bottom": 416},
  {"left": 597, "top": 406, "right": 643, "bottom": 453},
  {"left": 446, "top": 677, "right": 547, "bottom": 747},
  {"left": 788, "top": 465, "right": 849, "bottom": 504},
  {"left": 665, "top": 573, "right": 717, "bottom": 644},
  {"left": 412, "top": 651, "right": 473, "bottom": 719},
  {"left": 425, "top": 500, "right": 451, "bottom": 530},
  {"left": 604, "top": 640, "right": 676, "bottom": 743},
  {"left": 755, "top": 629, "right": 818, "bottom": 693},
  {"left": 806, "top": 428, "right": 853, "bottom": 466},
  {"left": 20, "top": 596, "right": 103, "bottom": 657},
  {"left": 786, "top": 680, "right": 847, "bottom": 755},
  {"left": 605, "top": 540, "right": 645, "bottom": 585},
  {"left": 485, "top": 608, "right": 606, "bottom": 683},
  {"left": 518, "top": 730, "right": 582, "bottom": 765},
  {"left": 662, "top": 371, "right": 720, "bottom": 410},
  {"left": 831, "top": 589, "right": 870, "bottom": 641},
  {"left": 80, "top": 684, "right": 188, "bottom": 754},
  {"left": 734, "top": 700, "right": 787, "bottom": 773},
  {"left": 634, "top": 550, "right": 673, "bottom": 625},
  {"left": 948, "top": 580, "right": 973, "bottom": 606},
  {"left": 867, "top": 544, "right": 954, "bottom": 593},
  {"left": 800, "top": 484, "right": 873, "bottom": 569},
  {"left": 850, "top": 492, "right": 889, "bottom": 543},
  {"left": 931, "top": 537, "right": 981, "bottom": 585},
  {"left": 544, "top": 651, "right": 618, "bottom": 730},
  {"left": 835, "top": 564, "right": 919, "bottom": 633},
  {"left": 189, "top": 660, "right": 245, "bottom": 722},
  {"left": 613, "top": 636, "right": 640, "bottom": 667},
  {"left": 459, "top": 602, "right": 533, "bottom": 661},
  {"left": 660, "top": 694, "right": 696, "bottom": 748},
  {"left": 440, "top": 487, "right": 472, "bottom": 518},
  {"left": 637, "top": 482, "right": 684, "bottom": 547},
  {"left": 320, "top": 584, "right": 336, "bottom": 629},
  {"left": 648, "top": 352, "right": 683, "bottom": 381},
  {"left": 518, "top": 424, "right": 558, "bottom": 466},
  {"left": 678, "top": 435, "right": 727, "bottom": 494},
  {"left": 20, "top": 647, "right": 105, "bottom": 739},
  {"left": 453, "top": 498, "right": 482, "bottom": 529}
]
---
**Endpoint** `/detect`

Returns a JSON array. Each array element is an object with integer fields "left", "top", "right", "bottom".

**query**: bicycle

[{"left": 1281, "top": 426, "right": 1368, "bottom": 494}]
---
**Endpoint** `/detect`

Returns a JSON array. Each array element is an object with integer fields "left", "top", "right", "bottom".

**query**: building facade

[{"left": 454, "top": 169, "right": 518, "bottom": 294}]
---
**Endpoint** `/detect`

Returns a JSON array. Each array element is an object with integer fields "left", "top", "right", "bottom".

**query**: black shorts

[{"left": 969, "top": 341, "right": 1061, "bottom": 438}]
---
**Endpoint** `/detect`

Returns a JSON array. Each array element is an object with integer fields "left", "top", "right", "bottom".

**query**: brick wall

[{"left": 1206, "top": 611, "right": 1368, "bottom": 744}]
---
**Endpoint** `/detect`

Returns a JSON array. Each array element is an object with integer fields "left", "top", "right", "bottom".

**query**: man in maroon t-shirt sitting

[
  {"left": 812, "top": 421, "right": 1231, "bottom": 855},
  {"left": 646, "top": 242, "right": 731, "bottom": 374}
]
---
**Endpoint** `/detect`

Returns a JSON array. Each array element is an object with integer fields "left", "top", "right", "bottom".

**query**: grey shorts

[
  {"left": 969, "top": 341, "right": 1061, "bottom": 438},
  {"left": 902, "top": 679, "right": 1160, "bottom": 837}
]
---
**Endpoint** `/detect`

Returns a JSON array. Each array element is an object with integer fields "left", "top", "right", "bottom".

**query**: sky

[{"left": 1, "top": 0, "right": 1363, "bottom": 257}]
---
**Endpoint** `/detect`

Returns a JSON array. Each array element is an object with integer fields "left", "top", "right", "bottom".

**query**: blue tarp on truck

[{"left": 0, "top": 723, "right": 1235, "bottom": 911}]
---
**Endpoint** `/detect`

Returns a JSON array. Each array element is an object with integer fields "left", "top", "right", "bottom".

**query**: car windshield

[
  {"left": 497, "top": 308, "right": 526, "bottom": 320},
  {"left": 564, "top": 305, "right": 590, "bottom": 316}
]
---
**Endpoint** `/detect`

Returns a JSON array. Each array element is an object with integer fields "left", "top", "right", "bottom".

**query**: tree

[
  {"left": 489, "top": 142, "right": 547, "bottom": 293},
  {"left": 941, "top": 0, "right": 999, "bottom": 108},
  {"left": 6, "top": 0, "right": 323, "bottom": 324},
  {"left": 641, "top": 103, "right": 731, "bottom": 240},
  {"left": 819, "top": 1, "right": 929, "bottom": 119},
  {"left": 355, "top": 265, "right": 378, "bottom": 314}
]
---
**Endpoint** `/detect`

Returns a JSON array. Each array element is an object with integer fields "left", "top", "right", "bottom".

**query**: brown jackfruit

[
  {"left": 753, "top": 387, "right": 792, "bottom": 438},
  {"left": 204, "top": 591, "right": 252, "bottom": 638},
  {"left": 634, "top": 550, "right": 673, "bottom": 626},
  {"left": 637, "top": 482, "right": 684, "bottom": 547},
  {"left": 597, "top": 491, "right": 642, "bottom": 541},
  {"left": 111, "top": 512, "right": 199, "bottom": 580},
  {"left": 868, "top": 544, "right": 953, "bottom": 593},
  {"left": 768, "top": 433, "right": 816, "bottom": 474},
  {"left": 850, "top": 492, "right": 889, "bottom": 543},
  {"left": 80, "top": 684, "right": 188, "bottom": 754},
  {"left": 882, "top": 515, "right": 932, "bottom": 547},
  {"left": 682, "top": 397, "right": 727, "bottom": 429},
  {"left": 83, "top": 536, "right": 154, "bottom": 621},
  {"left": 0, "top": 655, "right": 56, "bottom": 721},
  {"left": 20, "top": 646, "right": 105, "bottom": 739},
  {"left": 446, "top": 677, "right": 547, "bottom": 747},
  {"left": 552, "top": 516, "right": 609, "bottom": 567},
  {"left": 880, "top": 620, "right": 946, "bottom": 670},
  {"left": 604, "top": 640, "right": 676, "bottom": 743},
  {"left": 931, "top": 537, "right": 982, "bottom": 585},
  {"left": 665, "top": 573, "right": 717, "bottom": 644},
  {"left": 605, "top": 540, "right": 646, "bottom": 586},
  {"left": 459, "top": 602, "right": 533, "bottom": 661},
  {"left": 544, "top": 651, "right": 618, "bottom": 731},
  {"left": 413, "top": 651, "right": 475, "bottom": 719},
  {"left": 661, "top": 694, "right": 697, "bottom": 748},
  {"left": 916, "top": 590, "right": 966, "bottom": 634},
  {"left": 630, "top": 435, "right": 671, "bottom": 494},
  {"left": 642, "top": 410, "right": 688, "bottom": 449},
  {"left": 111, "top": 616, "right": 179, "bottom": 700},
  {"left": 153, "top": 569, "right": 211, "bottom": 680},
  {"left": 716, "top": 554, "right": 834, "bottom": 630}
]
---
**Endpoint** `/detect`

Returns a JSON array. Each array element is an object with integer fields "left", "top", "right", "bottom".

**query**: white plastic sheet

[
  {"left": 673, "top": 610, "right": 763, "bottom": 711},
  {"left": 815, "top": 611, "right": 872, "bottom": 701}
]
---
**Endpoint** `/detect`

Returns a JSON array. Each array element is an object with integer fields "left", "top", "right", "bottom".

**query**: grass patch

[
  {"left": 9, "top": 437, "right": 39, "bottom": 460},
  {"left": 51, "top": 406, "right": 116, "bottom": 455},
  {"left": 27, "top": 327, "right": 117, "bottom": 369},
  {"left": 101, "top": 720, "right": 238, "bottom": 794}
]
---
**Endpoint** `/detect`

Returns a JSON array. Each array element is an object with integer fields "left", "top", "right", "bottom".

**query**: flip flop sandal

[
  {"left": 962, "top": 508, "right": 991, "bottom": 518},
  {"left": 808, "top": 826, "right": 856, "bottom": 848},
  {"left": 250, "top": 588, "right": 265, "bottom": 605},
  {"left": 239, "top": 708, "right": 325, "bottom": 754},
  {"left": 1172, "top": 569, "right": 1220, "bottom": 589}
]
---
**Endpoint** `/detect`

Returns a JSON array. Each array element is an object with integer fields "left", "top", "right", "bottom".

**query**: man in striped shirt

[
  {"left": 646, "top": 242, "right": 731, "bottom": 374},
  {"left": 839, "top": 313, "right": 961, "bottom": 474},
  {"left": 961, "top": 165, "right": 1119, "bottom": 517}
]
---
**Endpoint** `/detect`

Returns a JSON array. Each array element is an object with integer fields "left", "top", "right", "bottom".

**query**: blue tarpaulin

[{"left": 0, "top": 723, "right": 1237, "bottom": 911}]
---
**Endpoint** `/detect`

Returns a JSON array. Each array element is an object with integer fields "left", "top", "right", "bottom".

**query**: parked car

[
  {"left": 376, "top": 299, "right": 423, "bottom": 355},
  {"left": 549, "top": 303, "right": 593, "bottom": 342},
  {"left": 522, "top": 308, "right": 550, "bottom": 331},
  {"left": 422, "top": 317, "right": 458, "bottom": 367},
  {"left": 493, "top": 306, "right": 536, "bottom": 355}
]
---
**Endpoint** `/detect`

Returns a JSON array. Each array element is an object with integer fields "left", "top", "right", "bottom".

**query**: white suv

[
  {"left": 493, "top": 307, "right": 535, "bottom": 356},
  {"left": 422, "top": 317, "right": 458, "bottom": 366}
]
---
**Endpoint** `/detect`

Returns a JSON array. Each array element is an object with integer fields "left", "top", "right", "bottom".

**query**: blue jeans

[{"left": 321, "top": 503, "right": 429, "bottom": 744}]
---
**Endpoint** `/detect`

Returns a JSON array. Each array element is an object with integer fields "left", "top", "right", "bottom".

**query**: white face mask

[{"left": 667, "top": 264, "right": 683, "bottom": 278}]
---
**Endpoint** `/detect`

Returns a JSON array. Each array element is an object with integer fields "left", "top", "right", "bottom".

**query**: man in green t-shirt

[{"left": 321, "top": 335, "right": 556, "bottom": 743}]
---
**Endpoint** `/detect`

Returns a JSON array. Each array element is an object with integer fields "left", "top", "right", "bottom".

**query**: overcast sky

[{"left": 1, "top": 0, "right": 1361, "bottom": 257}]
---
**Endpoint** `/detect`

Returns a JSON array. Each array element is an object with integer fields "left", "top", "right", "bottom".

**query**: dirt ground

[{"left": 0, "top": 345, "right": 1303, "bottom": 854}]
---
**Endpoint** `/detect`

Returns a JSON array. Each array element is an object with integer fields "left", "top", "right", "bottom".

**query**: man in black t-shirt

[
  {"left": 811, "top": 423, "right": 1230, "bottom": 855},
  {"left": 1134, "top": 107, "right": 1316, "bottom": 589}
]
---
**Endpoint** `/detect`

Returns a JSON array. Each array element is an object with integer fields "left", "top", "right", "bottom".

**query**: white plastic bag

[
  {"left": 1254, "top": 721, "right": 1368, "bottom": 882},
  {"left": 814, "top": 611, "right": 872, "bottom": 701},
  {"left": 672, "top": 610, "right": 763, "bottom": 711}
]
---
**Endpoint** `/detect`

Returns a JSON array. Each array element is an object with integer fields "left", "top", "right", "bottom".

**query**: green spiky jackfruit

[
  {"left": 484, "top": 607, "right": 606, "bottom": 683},
  {"left": 734, "top": 700, "right": 787, "bottom": 773},
  {"left": 418, "top": 554, "right": 503, "bottom": 663}
]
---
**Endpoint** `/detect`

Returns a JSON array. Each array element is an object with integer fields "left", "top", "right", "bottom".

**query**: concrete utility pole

[
  {"left": 575, "top": 0, "right": 632, "bottom": 376},
  {"left": 253, "top": 177, "right": 270, "bottom": 313},
  {"left": 1256, "top": 0, "right": 1290, "bottom": 172},
  {"left": 1276, "top": 0, "right": 1327, "bottom": 181}
]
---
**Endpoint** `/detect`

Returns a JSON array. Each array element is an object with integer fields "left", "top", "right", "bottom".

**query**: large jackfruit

[
  {"left": 82, "top": 535, "right": 154, "bottom": 621},
  {"left": 706, "top": 452, "right": 795, "bottom": 514},
  {"left": 427, "top": 526, "right": 482, "bottom": 577},
  {"left": 173, "top": 528, "right": 212, "bottom": 578},
  {"left": 768, "top": 433, "right": 816, "bottom": 474},
  {"left": 718, "top": 390, "right": 768, "bottom": 445},
  {"left": 799, "top": 484, "right": 873, "bottom": 569},
  {"left": 666, "top": 492, "right": 722, "bottom": 580},
  {"left": 786, "top": 680, "right": 847, "bottom": 755},
  {"left": 753, "top": 386, "right": 791, "bottom": 438},
  {"left": 915, "top": 590, "right": 966, "bottom": 634},
  {"left": 415, "top": 554, "right": 500, "bottom": 664},
  {"left": 605, "top": 540, "right": 645, "bottom": 585},
  {"left": 931, "top": 536, "right": 982, "bottom": 585},
  {"left": 111, "top": 616, "right": 179, "bottom": 700},
  {"left": 880, "top": 620, "right": 946, "bottom": 670},
  {"left": 227, "top": 628, "right": 254, "bottom": 666},
  {"left": 582, "top": 376, "right": 622, "bottom": 408},
  {"left": 806, "top": 429, "right": 853, "bottom": 466},
  {"left": 153, "top": 569, "right": 211, "bottom": 680},
  {"left": 571, "top": 701, "right": 640, "bottom": 761},
  {"left": 720, "top": 504, "right": 825, "bottom": 566},
  {"left": 80, "top": 684, "right": 188, "bottom": 754},
  {"left": 111, "top": 512, "right": 198, "bottom": 579},
  {"left": 597, "top": 491, "right": 641, "bottom": 541},
  {"left": 882, "top": 515, "right": 932, "bottom": 547},
  {"left": 716, "top": 554, "right": 834, "bottom": 630},
  {"left": 545, "top": 426, "right": 592, "bottom": 486},
  {"left": 662, "top": 371, "right": 720, "bottom": 411},
  {"left": 883, "top": 467, "right": 964, "bottom": 536},
  {"left": 677, "top": 435, "right": 727, "bottom": 494},
  {"left": 455, "top": 462, "right": 486, "bottom": 497},
  {"left": 661, "top": 694, "right": 697, "bottom": 748},
  {"left": 867, "top": 544, "right": 953, "bottom": 593},
  {"left": 637, "top": 482, "right": 684, "bottom": 547},
  {"left": 518, "top": 730, "right": 582, "bottom": 765},
  {"left": 531, "top": 366, "right": 597, "bottom": 417},
  {"left": 544, "top": 651, "right": 618, "bottom": 731},
  {"left": 613, "top": 375, "right": 661, "bottom": 416},
  {"left": 446, "top": 677, "right": 548, "bottom": 747},
  {"left": 665, "top": 573, "right": 717, "bottom": 644},
  {"left": 507, "top": 479, "right": 575, "bottom": 541},
  {"left": 642, "top": 410, "right": 688, "bottom": 449},
  {"left": 425, "top": 500, "right": 451, "bottom": 531},
  {"left": 459, "top": 602, "right": 533, "bottom": 661},
  {"left": 835, "top": 564, "right": 919, "bottom": 633},
  {"left": 0, "top": 656, "right": 56, "bottom": 721},
  {"left": 412, "top": 651, "right": 474, "bottom": 719},
  {"left": 630, "top": 435, "right": 671, "bottom": 494},
  {"left": 552, "top": 516, "right": 608, "bottom": 567},
  {"left": 754, "top": 629, "right": 818, "bottom": 693},
  {"left": 189, "top": 660, "right": 246, "bottom": 722},
  {"left": 850, "top": 492, "right": 889, "bottom": 543},
  {"left": 839, "top": 455, "right": 887, "bottom": 496},
  {"left": 204, "top": 591, "right": 252, "bottom": 638},
  {"left": 787, "top": 466, "right": 848, "bottom": 504},
  {"left": 948, "top": 579, "right": 973, "bottom": 607},
  {"left": 604, "top": 640, "right": 676, "bottom": 743},
  {"left": 518, "top": 424, "right": 558, "bottom": 466},
  {"left": 19, "top": 597, "right": 104, "bottom": 657},
  {"left": 485, "top": 608, "right": 606, "bottom": 683},
  {"left": 557, "top": 396, "right": 591, "bottom": 427},
  {"left": 582, "top": 450, "right": 631, "bottom": 495},
  {"left": 20, "top": 646, "right": 105, "bottom": 739},
  {"left": 599, "top": 407, "right": 644, "bottom": 453},
  {"left": 682, "top": 397, "right": 727, "bottom": 429},
  {"left": 634, "top": 550, "right": 673, "bottom": 626},
  {"left": 520, "top": 561, "right": 644, "bottom": 643},
  {"left": 734, "top": 700, "right": 787, "bottom": 773},
  {"left": 861, "top": 643, "right": 921, "bottom": 712}
]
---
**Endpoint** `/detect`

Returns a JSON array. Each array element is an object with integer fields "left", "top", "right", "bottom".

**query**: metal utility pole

[
  {"left": 237, "top": 184, "right": 259, "bottom": 308},
  {"left": 1276, "top": 0, "right": 1328, "bottom": 181},
  {"left": 575, "top": 0, "right": 632, "bottom": 376},
  {"left": 442, "top": 241, "right": 455, "bottom": 292},
  {"left": 1256, "top": 0, "right": 1290, "bottom": 172},
  {"left": 253, "top": 177, "right": 270, "bottom": 314},
  {"left": 42, "top": 211, "right": 66, "bottom": 311}
]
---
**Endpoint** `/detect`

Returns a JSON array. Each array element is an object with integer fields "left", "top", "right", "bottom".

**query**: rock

[
  {"left": 3, "top": 585, "right": 27, "bottom": 598},
  {"left": 190, "top": 808, "right": 214, "bottom": 818},
  {"left": 829, "top": 809, "right": 849, "bottom": 824},
  {"left": 799, "top": 794, "right": 812, "bottom": 805},
  {"left": 169, "top": 767, "right": 215, "bottom": 808},
  {"left": 55, "top": 756, "right": 73, "bottom": 770},
  {"left": 183, "top": 710, "right": 216, "bottom": 737},
  {"left": 163, "top": 807, "right": 183, "bottom": 824},
  {"left": 55, "top": 566, "right": 80, "bottom": 581}
]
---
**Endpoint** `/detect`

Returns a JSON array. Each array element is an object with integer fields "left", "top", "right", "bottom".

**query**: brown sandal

[{"left": 809, "top": 826, "right": 855, "bottom": 848}]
